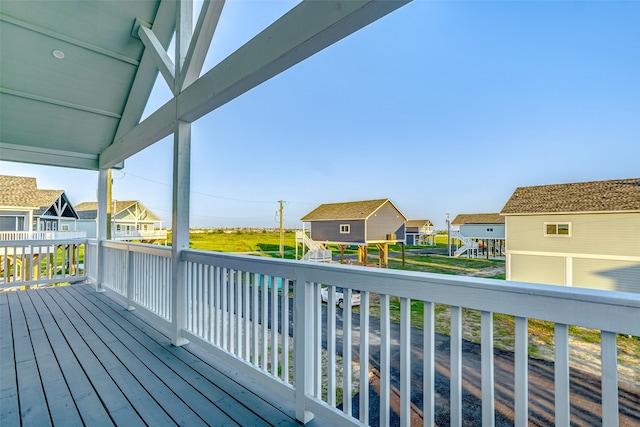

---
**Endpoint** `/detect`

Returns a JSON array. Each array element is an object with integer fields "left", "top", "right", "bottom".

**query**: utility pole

[
  {"left": 446, "top": 212, "right": 450, "bottom": 257},
  {"left": 278, "top": 200, "right": 284, "bottom": 258}
]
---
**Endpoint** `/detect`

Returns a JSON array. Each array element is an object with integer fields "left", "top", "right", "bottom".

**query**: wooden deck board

[
  {"left": 17, "top": 291, "right": 82, "bottom": 426},
  {"left": 27, "top": 290, "right": 116, "bottom": 426},
  {"left": 55, "top": 286, "right": 224, "bottom": 426},
  {"left": 6, "top": 293, "right": 51, "bottom": 426},
  {"left": 0, "top": 294, "right": 20, "bottom": 427},
  {"left": 1, "top": 285, "right": 304, "bottom": 426},
  {"left": 69, "top": 285, "right": 298, "bottom": 427},
  {"left": 35, "top": 289, "right": 147, "bottom": 426}
]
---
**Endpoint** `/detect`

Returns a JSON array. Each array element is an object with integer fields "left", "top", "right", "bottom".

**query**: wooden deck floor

[{"left": 0, "top": 284, "right": 304, "bottom": 426}]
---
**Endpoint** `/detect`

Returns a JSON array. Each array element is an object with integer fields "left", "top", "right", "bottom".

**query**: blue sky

[{"left": 2, "top": 0, "right": 639, "bottom": 230}]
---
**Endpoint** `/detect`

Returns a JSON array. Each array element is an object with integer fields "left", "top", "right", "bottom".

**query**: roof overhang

[{"left": 1, "top": 0, "right": 410, "bottom": 171}]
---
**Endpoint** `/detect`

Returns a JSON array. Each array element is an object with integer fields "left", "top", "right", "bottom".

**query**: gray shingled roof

[
  {"left": 501, "top": 178, "right": 640, "bottom": 214},
  {"left": 75, "top": 200, "right": 162, "bottom": 221},
  {"left": 452, "top": 213, "right": 504, "bottom": 225},
  {"left": 406, "top": 219, "right": 433, "bottom": 227},
  {"left": 301, "top": 199, "right": 406, "bottom": 221},
  {"left": 0, "top": 174, "right": 64, "bottom": 211}
]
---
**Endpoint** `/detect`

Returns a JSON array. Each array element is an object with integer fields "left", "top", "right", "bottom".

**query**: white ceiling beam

[
  {"left": 100, "top": 99, "right": 177, "bottom": 169},
  {"left": 178, "top": 0, "right": 410, "bottom": 123},
  {"left": 101, "top": 0, "right": 410, "bottom": 168},
  {"left": 137, "top": 25, "right": 176, "bottom": 93},
  {"left": 180, "top": 0, "right": 225, "bottom": 90}
]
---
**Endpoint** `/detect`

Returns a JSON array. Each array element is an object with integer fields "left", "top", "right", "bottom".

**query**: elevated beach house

[
  {"left": 450, "top": 213, "right": 505, "bottom": 258},
  {"left": 300, "top": 198, "right": 407, "bottom": 267},
  {"left": 405, "top": 219, "right": 435, "bottom": 246},
  {"left": 1, "top": 2, "right": 638, "bottom": 426},
  {"left": 501, "top": 178, "right": 640, "bottom": 293},
  {"left": 75, "top": 200, "right": 167, "bottom": 243},
  {"left": 0, "top": 174, "right": 83, "bottom": 239}
]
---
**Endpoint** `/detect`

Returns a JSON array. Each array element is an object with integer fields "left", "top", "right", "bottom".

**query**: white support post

[
  {"left": 170, "top": 0, "right": 193, "bottom": 347},
  {"left": 171, "top": 120, "right": 191, "bottom": 347},
  {"left": 294, "top": 278, "right": 315, "bottom": 424},
  {"left": 96, "top": 169, "right": 108, "bottom": 292}
]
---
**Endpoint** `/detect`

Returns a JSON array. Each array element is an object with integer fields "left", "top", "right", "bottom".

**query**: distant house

[
  {"left": 501, "top": 178, "right": 640, "bottom": 293},
  {"left": 450, "top": 213, "right": 505, "bottom": 257},
  {"left": 405, "top": 219, "right": 435, "bottom": 246},
  {"left": 0, "top": 175, "right": 81, "bottom": 238},
  {"left": 75, "top": 200, "right": 167, "bottom": 243},
  {"left": 300, "top": 198, "right": 407, "bottom": 267}
]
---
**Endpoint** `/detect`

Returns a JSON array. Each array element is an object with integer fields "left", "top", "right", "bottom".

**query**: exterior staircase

[
  {"left": 450, "top": 230, "right": 479, "bottom": 257},
  {"left": 295, "top": 230, "right": 332, "bottom": 262}
]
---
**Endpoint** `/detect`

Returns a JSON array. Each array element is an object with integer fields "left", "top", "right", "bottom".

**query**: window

[
  {"left": 61, "top": 224, "right": 69, "bottom": 231},
  {"left": 545, "top": 223, "right": 571, "bottom": 236},
  {"left": 116, "top": 224, "right": 121, "bottom": 232},
  {"left": 340, "top": 224, "right": 350, "bottom": 234},
  {"left": 486, "top": 228, "right": 493, "bottom": 232}
]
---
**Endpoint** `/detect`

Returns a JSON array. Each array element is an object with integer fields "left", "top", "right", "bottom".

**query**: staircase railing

[{"left": 450, "top": 230, "right": 479, "bottom": 257}]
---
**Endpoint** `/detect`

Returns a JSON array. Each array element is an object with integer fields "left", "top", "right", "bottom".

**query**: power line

[{"left": 119, "top": 171, "right": 276, "bottom": 204}]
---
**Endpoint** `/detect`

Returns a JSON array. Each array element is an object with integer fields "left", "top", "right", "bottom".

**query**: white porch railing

[
  {"left": 0, "top": 230, "right": 87, "bottom": 241},
  {"left": 0, "top": 238, "right": 87, "bottom": 289},
  {"left": 91, "top": 241, "right": 640, "bottom": 426},
  {"left": 113, "top": 229, "right": 168, "bottom": 240}
]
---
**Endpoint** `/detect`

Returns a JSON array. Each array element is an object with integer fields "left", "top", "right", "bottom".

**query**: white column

[
  {"left": 96, "top": 169, "right": 108, "bottom": 292},
  {"left": 171, "top": 120, "right": 191, "bottom": 347}
]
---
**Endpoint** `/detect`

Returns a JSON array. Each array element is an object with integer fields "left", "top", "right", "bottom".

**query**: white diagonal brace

[
  {"left": 100, "top": 0, "right": 410, "bottom": 168},
  {"left": 138, "top": 25, "right": 176, "bottom": 92},
  {"left": 180, "top": 0, "right": 225, "bottom": 90},
  {"left": 113, "top": 0, "right": 176, "bottom": 142}
]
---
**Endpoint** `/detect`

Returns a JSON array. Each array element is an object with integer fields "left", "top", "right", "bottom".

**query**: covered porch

[{"left": 1, "top": 0, "right": 639, "bottom": 426}]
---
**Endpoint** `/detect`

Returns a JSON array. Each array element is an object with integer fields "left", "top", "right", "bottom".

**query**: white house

[
  {"left": 405, "top": 219, "right": 435, "bottom": 246},
  {"left": 501, "top": 177, "right": 640, "bottom": 293},
  {"left": 75, "top": 200, "right": 167, "bottom": 243},
  {"left": 450, "top": 213, "right": 505, "bottom": 258}
]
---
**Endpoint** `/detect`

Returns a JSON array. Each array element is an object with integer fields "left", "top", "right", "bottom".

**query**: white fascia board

[
  {"left": 180, "top": 0, "right": 225, "bottom": 90},
  {"left": 0, "top": 142, "right": 99, "bottom": 170},
  {"left": 178, "top": 0, "right": 410, "bottom": 123}
]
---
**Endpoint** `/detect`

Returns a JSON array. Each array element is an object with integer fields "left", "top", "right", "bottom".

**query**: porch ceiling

[
  {"left": 0, "top": 0, "right": 175, "bottom": 170},
  {"left": 0, "top": 0, "right": 409, "bottom": 171}
]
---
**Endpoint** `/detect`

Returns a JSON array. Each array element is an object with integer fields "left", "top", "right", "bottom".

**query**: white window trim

[
  {"left": 544, "top": 222, "right": 571, "bottom": 237},
  {"left": 339, "top": 224, "right": 350, "bottom": 234}
]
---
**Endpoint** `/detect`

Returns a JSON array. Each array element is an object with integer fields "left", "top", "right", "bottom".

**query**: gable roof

[
  {"left": 75, "top": 200, "right": 162, "bottom": 221},
  {"left": 301, "top": 199, "right": 407, "bottom": 221},
  {"left": 0, "top": 175, "right": 76, "bottom": 218},
  {"left": 406, "top": 219, "right": 433, "bottom": 227},
  {"left": 452, "top": 213, "right": 504, "bottom": 225},
  {"left": 500, "top": 178, "right": 640, "bottom": 215}
]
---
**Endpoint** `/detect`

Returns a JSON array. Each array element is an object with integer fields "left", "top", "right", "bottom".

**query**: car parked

[{"left": 320, "top": 286, "right": 361, "bottom": 309}]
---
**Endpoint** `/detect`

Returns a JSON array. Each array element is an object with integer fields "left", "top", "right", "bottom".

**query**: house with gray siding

[
  {"left": 0, "top": 175, "right": 80, "bottom": 237},
  {"left": 501, "top": 178, "right": 640, "bottom": 293},
  {"left": 300, "top": 199, "right": 407, "bottom": 266}
]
